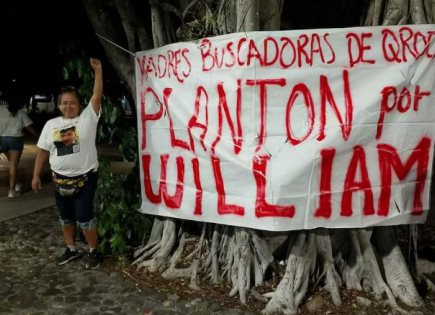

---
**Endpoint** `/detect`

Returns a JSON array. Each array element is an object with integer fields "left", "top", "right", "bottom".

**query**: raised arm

[{"left": 90, "top": 58, "right": 103, "bottom": 114}]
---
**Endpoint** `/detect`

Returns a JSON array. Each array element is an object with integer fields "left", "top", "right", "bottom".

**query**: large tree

[{"left": 81, "top": 0, "right": 435, "bottom": 314}]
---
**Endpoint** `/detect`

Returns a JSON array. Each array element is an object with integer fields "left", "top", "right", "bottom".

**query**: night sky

[
  {"left": 0, "top": 1, "right": 103, "bottom": 97},
  {"left": 0, "top": 1, "right": 366, "bottom": 100}
]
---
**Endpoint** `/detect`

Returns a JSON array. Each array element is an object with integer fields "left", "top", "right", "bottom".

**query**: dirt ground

[{"left": 101, "top": 213, "right": 435, "bottom": 315}]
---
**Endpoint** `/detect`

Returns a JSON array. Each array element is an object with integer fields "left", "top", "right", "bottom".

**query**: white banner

[{"left": 135, "top": 24, "right": 435, "bottom": 231}]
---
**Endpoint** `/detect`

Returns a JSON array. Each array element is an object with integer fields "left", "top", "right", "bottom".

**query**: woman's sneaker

[
  {"left": 57, "top": 248, "right": 81, "bottom": 265},
  {"left": 14, "top": 183, "right": 22, "bottom": 196},
  {"left": 85, "top": 250, "right": 102, "bottom": 269}
]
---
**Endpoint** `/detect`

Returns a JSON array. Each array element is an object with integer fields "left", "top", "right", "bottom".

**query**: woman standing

[
  {"left": 0, "top": 90, "right": 38, "bottom": 198},
  {"left": 32, "top": 58, "right": 103, "bottom": 269}
]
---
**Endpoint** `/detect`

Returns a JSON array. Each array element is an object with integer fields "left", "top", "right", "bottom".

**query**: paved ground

[
  {"left": 0, "top": 144, "right": 256, "bottom": 315},
  {"left": 0, "top": 144, "right": 53, "bottom": 222},
  {"left": 0, "top": 207, "right": 257, "bottom": 315}
]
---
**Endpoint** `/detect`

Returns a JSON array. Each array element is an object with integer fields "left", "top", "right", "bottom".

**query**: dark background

[
  {"left": 0, "top": 0, "right": 366, "bottom": 102},
  {"left": 0, "top": 1, "right": 104, "bottom": 98}
]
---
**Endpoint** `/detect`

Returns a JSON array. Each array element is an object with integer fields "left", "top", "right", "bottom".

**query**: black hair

[
  {"left": 57, "top": 86, "right": 81, "bottom": 105},
  {"left": 2, "top": 87, "right": 24, "bottom": 117}
]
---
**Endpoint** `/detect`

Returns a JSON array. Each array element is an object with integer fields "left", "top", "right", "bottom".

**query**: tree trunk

[
  {"left": 79, "top": 1, "right": 433, "bottom": 314},
  {"left": 236, "top": 0, "right": 260, "bottom": 32}
]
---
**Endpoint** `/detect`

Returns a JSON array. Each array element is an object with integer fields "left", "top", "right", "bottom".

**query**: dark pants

[{"left": 55, "top": 171, "right": 98, "bottom": 229}]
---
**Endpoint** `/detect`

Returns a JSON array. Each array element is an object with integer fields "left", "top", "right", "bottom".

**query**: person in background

[
  {"left": 31, "top": 58, "right": 103, "bottom": 269},
  {"left": 0, "top": 89, "right": 38, "bottom": 198}
]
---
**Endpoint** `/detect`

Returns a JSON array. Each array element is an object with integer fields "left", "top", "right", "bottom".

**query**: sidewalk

[{"left": 0, "top": 143, "right": 54, "bottom": 222}]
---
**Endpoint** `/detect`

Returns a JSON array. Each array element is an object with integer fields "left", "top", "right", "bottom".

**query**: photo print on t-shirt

[{"left": 53, "top": 126, "right": 80, "bottom": 156}]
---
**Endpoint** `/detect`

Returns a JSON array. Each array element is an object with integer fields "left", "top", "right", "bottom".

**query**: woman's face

[{"left": 59, "top": 92, "right": 80, "bottom": 118}]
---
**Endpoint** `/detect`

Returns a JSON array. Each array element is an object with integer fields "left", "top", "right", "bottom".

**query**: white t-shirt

[
  {"left": 37, "top": 103, "right": 100, "bottom": 176},
  {"left": 0, "top": 107, "right": 33, "bottom": 137}
]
